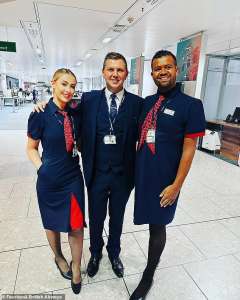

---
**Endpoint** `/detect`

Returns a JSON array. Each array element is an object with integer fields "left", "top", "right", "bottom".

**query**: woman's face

[{"left": 52, "top": 73, "right": 76, "bottom": 104}]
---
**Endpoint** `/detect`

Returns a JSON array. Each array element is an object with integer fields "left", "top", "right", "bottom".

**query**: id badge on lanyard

[
  {"left": 72, "top": 141, "right": 78, "bottom": 157},
  {"left": 103, "top": 135, "right": 116, "bottom": 144},
  {"left": 104, "top": 108, "right": 117, "bottom": 144},
  {"left": 70, "top": 117, "right": 78, "bottom": 157},
  {"left": 146, "top": 129, "right": 155, "bottom": 143}
]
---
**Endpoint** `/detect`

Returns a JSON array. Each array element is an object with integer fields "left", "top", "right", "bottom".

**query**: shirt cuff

[{"left": 185, "top": 131, "right": 205, "bottom": 138}]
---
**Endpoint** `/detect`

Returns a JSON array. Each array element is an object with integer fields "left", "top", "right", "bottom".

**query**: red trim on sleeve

[
  {"left": 70, "top": 193, "right": 84, "bottom": 230},
  {"left": 185, "top": 131, "right": 205, "bottom": 138}
]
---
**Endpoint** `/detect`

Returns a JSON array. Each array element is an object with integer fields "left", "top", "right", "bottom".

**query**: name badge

[
  {"left": 164, "top": 108, "right": 175, "bottom": 116},
  {"left": 146, "top": 129, "right": 155, "bottom": 143},
  {"left": 103, "top": 135, "right": 116, "bottom": 145},
  {"left": 72, "top": 143, "right": 78, "bottom": 157}
]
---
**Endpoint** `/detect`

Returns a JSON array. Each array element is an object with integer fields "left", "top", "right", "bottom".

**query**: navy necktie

[{"left": 109, "top": 93, "right": 117, "bottom": 123}]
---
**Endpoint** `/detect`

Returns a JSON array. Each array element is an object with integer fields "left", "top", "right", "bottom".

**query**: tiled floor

[{"left": 0, "top": 104, "right": 240, "bottom": 299}]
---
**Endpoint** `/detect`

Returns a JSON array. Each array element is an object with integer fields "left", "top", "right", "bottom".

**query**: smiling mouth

[{"left": 63, "top": 94, "right": 72, "bottom": 99}]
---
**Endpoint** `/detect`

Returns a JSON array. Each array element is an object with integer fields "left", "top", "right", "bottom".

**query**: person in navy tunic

[
  {"left": 26, "top": 69, "right": 84, "bottom": 294},
  {"left": 33, "top": 53, "right": 143, "bottom": 279},
  {"left": 130, "top": 50, "right": 206, "bottom": 300}
]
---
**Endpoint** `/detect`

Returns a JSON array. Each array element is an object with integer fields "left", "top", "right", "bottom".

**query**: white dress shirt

[{"left": 105, "top": 88, "right": 125, "bottom": 113}]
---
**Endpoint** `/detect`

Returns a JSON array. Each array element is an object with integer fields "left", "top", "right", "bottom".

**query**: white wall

[
  {"left": 202, "top": 57, "right": 224, "bottom": 120},
  {"left": 142, "top": 60, "right": 156, "bottom": 98},
  {"left": 218, "top": 59, "right": 240, "bottom": 119},
  {"left": 0, "top": 74, "right": 7, "bottom": 94}
]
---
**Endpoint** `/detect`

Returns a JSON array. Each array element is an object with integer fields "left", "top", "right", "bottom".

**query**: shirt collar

[
  {"left": 157, "top": 82, "right": 181, "bottom": 99},
  {"left": 48, "top": 97, "right": 70, "bottom": 114},
  {"left": 105, "top": 87, "right": 124, "bottom": 102}
]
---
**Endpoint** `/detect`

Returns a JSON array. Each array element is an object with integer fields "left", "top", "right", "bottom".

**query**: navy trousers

[{"left": 88, "top": 169, "right": 131, "bottom": 259}]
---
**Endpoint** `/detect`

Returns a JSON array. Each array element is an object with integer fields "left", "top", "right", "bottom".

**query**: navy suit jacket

[{"left": 79, "top": 88, "right": 143, "bottom": 190}]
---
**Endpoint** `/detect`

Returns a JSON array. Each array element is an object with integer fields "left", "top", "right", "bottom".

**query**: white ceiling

[{"left": 0, "top": 0, "right": 240, "bottom": 82}]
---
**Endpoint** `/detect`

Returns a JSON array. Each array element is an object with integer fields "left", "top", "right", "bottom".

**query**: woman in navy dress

[
  {"left": 27, "top": 68, "right": 84, "bottom": 294},
  {"left": 130, "top": 51, "right": 205, "bottom": 300}
]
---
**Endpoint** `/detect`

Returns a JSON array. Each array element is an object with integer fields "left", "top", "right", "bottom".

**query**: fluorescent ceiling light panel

[
  {"left": 102, "top": 37, "right": 112, "bottom": 44},
  {"left": 85, "top": 53, "right": 92, "bottom": 59},
  {"left": 0, "top": 0, "right": 16, "bottom": 3},
  {"left": 36, "top": 47, "right": 41, "bottom": 54}
]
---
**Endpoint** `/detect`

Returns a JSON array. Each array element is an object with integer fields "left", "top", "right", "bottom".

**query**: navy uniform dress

[
  {"left": 134, "top": 84, "right": 205, "bottom": 225},
  {"left": 27, "top": 98, "right": 85, "bottom": 232}
]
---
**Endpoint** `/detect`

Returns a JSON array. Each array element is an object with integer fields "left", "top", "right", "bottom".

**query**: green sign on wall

[{"left": 0, "top": 41, "right": 16, "bottom": 52}]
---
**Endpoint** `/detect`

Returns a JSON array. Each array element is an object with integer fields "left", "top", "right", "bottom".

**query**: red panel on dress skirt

[{"left": 70, "top": 193, "right": 84, "bottom": 230}]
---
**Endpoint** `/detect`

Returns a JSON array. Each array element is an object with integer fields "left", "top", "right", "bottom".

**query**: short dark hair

[
  {"left": 151, "top": 50, "right": 177, "bottom": 69},
  {"left": 102, "top": 52, "right": 128, "bottom": 70}
]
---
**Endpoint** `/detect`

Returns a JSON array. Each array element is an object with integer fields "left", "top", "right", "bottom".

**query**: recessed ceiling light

[
  {"left": 36, "top": 47, "right": 41, "bottom": 55},
  {"left": 76, "top": 61, "right": 82, "bottom": 66},
  {"left": 102, "top": 37, "right": 112, "bottom": 44},
  {"left": 85, "top": 53, "right": 92, "bottom": 59}
]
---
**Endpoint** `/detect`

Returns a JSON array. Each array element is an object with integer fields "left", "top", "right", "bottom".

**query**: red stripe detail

[
  {"left": 70, "top": 193, "right": 83, "bottom": 230},
  {"left": 185, "top": 131, "right": 205, "bottom": 138}
]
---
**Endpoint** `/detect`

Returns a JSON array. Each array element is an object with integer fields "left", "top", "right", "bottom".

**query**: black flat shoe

[
  {"left": 109, "top": 257, "right": 124, "bottom": 278},
  {"left": 70, "top": 261, "right": 82, "bottom": 294},
  {"left": 55, "top": 259, "right": 72, "bottom": 280}
]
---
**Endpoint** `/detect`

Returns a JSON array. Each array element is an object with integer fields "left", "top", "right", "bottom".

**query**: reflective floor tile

[
  {"left": 54, "top": 278, "right": 129, "bottom": 300},
  {"left": 220, "top": 217, "right": 240, "bottom": 239},
  {"left": 15, "top": 243, "right": 87, "bottom": 294},
  {"left": 180, "top": 221, "right": 240, "bottom": 258},
  {"left": 184, "top": 255, "right": 240, "bottom": 300},
  {"left": 125, "top": 266, "right": 206, "bottom": 300},
  {"left": 133, "top": 227, "right": 204, "bottom": 269},
  {"left": 118, "top": 233, "right": 147, "bottom": 275},
  {"left": 179, "top": 195, "right": 232, "bottom": 222},
  {"left": 0, "top": 217, "right": 48, "bottom": 251},
  {"left": 0, "top": 250, "right": 20, "bottom": 294}
]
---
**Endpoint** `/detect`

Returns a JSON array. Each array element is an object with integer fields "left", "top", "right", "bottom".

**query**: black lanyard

[{"left": 107, "top": 94, "right": 125, "bottom": 134}]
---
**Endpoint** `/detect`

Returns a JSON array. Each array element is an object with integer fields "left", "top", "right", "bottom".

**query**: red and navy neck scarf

[
  {"left": 138, "top": 95, "right": 165, "bottom": 154},
  {"left": 58, "top": 111, "right": 74, "bottom": 152}
]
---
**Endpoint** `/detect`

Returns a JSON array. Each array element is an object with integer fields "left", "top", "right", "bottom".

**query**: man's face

[
  {"left": 151, "top": 55, "right": 178, "bottom": 91},
  {"left": 102, "top": 59, "right": 128, "bottom": 93}
]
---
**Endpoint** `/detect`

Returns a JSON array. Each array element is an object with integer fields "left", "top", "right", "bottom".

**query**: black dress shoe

[
  {"left": 87, "top": 255, "right": 102, "bottom": 277},
  {"left": 55, "top": 259, "right": 72, "bottom": 280},
  {"left": 109, "top": 257, "right": 124, "bottom": 278},
  {"left": 70, "top": 261, "right": 82, "bottom": 294},
  {"left": 129, "top": 279, "right": 153, "bottom": 300}
]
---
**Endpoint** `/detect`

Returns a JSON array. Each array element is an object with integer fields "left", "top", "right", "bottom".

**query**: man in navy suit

[
  {"left": 34, "top": 52, "right": 142, "bottom": 278},
  {"left": 81, "top": 52, "right": 142, "bottom": 278}
]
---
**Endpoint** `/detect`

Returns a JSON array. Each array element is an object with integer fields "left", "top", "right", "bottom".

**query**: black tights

[
  {"left": 131, "top": 224, "right": 166, "bottom": 298},
  {"left": 143, "top": 224, "right": 166, "bottom": 279}
]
